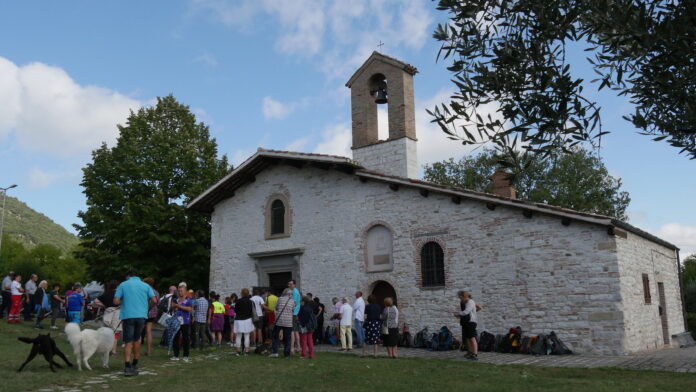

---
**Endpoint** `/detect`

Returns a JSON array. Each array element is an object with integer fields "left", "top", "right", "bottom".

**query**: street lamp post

[{"left": 0, "top": 184, "right": 18, "bottom": 261}]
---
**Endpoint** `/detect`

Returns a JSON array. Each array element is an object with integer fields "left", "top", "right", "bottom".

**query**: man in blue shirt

[
  {"left": 288, "top": 279, "right": 302, "bottom": 355},
  {"left": 114, "top": 269, "right": 155, "bottom": 377}
]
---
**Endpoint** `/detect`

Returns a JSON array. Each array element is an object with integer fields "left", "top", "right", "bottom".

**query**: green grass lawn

[{"left": 1, "top": 320, "right": 694, "bottom": 392}]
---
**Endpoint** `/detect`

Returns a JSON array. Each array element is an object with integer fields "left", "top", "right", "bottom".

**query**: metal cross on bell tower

[{"left": 377, "top": 40, "right": 384, "bottom": 51}]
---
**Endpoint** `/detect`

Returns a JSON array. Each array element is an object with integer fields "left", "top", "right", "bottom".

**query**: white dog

[{"left": 64, "top": 322, "right": 115, "bottom": 371}]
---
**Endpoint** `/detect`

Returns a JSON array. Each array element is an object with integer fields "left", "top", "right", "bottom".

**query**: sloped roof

[
  {"left": 188, "top": 149, "right": 678, "bottom": 251},
  {"left": 188, "top": 149, "right": 360, "bottom": 212},
  {"left": 345, "top": 51, "right": 418, "bottom": 88}
]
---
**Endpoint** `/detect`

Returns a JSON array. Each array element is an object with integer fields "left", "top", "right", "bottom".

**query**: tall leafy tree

[
  {"left": 0, "top": 235, "right": 87, "bottom": 288},
  {"left": 423, "top": 148, "right": 631, "bottom": 219},
  {"left": 683, "top": 255, "right": 696, "bottom": 316},
  {"left": 75, "top": 95, "right": 229, "bottom": 289},
  {"left": 683, "top": 254, "right": 696, "bottom": 287},
  {"left": 430, "top": 0, "right": 696, "bottom": 160}
]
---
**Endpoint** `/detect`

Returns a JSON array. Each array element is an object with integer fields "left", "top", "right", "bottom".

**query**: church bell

[{"left": 375, "top": 81, "right": 388, "bottom": 104}]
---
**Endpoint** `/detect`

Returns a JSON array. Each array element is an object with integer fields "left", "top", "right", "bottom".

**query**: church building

[{"left": 189, "top": 52, "right": 687, "bottom": 355}]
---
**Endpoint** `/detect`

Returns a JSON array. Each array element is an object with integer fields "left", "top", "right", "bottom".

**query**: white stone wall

[
  {"left": 352, "top": 137, "right": 418, "bottom": 178},
  {"left": 616, "top": 231, "right": 685, "bottom": 353},
  {"left": 209, "top": 164, "right": 677, "bottom": 355}
]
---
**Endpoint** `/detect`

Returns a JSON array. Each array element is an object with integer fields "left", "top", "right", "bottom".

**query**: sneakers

[
  {"left": 467, "top": 354, "right": 479, "bottom": 361},
  {"left": 268, "top": 353, "right": 279, "bottom": 358},
  {"left": 170, "top": 357, "right": 180, "bottom": 361},
  {"left": 124, "top": 366, "right": 137, "bottom": 376},
  {"left": 182, "top": 357, "right": 191, "bottom": 363}
]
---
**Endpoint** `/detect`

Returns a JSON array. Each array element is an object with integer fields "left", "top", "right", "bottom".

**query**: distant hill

[{"left": 1, "top": 196, "right": 78, "bottom": 253}]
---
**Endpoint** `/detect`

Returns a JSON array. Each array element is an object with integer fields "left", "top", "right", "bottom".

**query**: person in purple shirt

[{"left": 171, "top": 283, "right": 193, "bottom": 362}]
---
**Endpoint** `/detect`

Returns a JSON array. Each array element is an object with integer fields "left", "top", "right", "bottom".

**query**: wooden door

[{"left": 657, "top": 282, "right": 669, "bottom": 345}]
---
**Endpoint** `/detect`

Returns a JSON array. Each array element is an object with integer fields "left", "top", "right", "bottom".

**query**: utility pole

[{"left": 0, "top": 184, "right": 18, "bottom": 261}]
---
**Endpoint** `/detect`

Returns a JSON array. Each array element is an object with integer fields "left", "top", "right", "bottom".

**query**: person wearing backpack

[{"left": 454, "top": 291, "right": 478, "bottom": 361}]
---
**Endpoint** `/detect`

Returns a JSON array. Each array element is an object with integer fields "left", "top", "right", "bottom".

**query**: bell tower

[{"left": 346, "top": 52, "right": 418, "bottom": 178}]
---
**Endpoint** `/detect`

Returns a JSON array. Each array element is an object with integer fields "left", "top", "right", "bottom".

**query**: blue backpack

[
  {"left": 436, "top": 326, "right": 453, "bottom": 351},
  {"left": 325, "top": 327, "right": 337, "bottom": 345}
]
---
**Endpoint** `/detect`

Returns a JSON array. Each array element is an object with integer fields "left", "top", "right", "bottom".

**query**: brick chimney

[{"left": 489, "top": 169, "right": 516, "bottom": 199}]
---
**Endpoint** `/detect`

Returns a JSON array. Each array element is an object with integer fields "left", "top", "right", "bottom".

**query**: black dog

[{"left": 17, "top": 333, "right": 73, "bottom": 372}]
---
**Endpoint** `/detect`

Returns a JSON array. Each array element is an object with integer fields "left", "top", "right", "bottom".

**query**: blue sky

[{"left": 0, "top": 1, "right": 693, "bottom": 257}]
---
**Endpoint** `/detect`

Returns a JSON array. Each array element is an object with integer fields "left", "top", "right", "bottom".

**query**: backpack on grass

[
  {"left": 431, "top": 326, "right": 453, "bottom": 351},
  {"left": 493, "top": 334, "right": 505, "bottom": 352},
  {"left": 325, "top": 326, "right": 337, "bottom": 345},
  {"left": 254, "top": 343, "right": 272, "bottom": 356},
  {"left": 427, "top": 333, "right": 439, "bottom": 350},
  {"left": 399, "top": 330, "right": 413, "bottom": 347},
  {"left": 413, "top": 328, "right": 429, "bottom": 348},
  {"left": 520, "top": 336, "right": 535, "bottom": 355},
  {"left": 497, "top": 326, "right": 522, "bottom": 353},
  {"left": 452, "top": 337, "right": 462, "bottom": 351},
  {"left": 478, "top": 331, "right": 496, "bottom": 352},
  {"left": 530, "top": 334, "right": 548, "bottom": 355},
  {"left": 548, "top": 331, "right": 572, "bottom": 355}
]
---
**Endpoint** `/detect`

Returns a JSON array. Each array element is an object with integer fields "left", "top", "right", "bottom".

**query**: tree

[
  {"left": 683, "top": 254, "right": 696, "bottom": 286},
  {"left": 75, "top": 95, "right": 230, "bottom": 289},
  {"left": 423, "top": 148, "right": 631, "bottom": 219},
  {"left": 430, "top": 0, "right": 696, "bottom": 160},
  {"left": 0, "top": 235, "right": 87, "bottom": 288}
]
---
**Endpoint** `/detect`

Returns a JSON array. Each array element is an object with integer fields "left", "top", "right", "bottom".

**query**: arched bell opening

[{"left": 369, "top": 73, "right": 389, "bottom": 141}]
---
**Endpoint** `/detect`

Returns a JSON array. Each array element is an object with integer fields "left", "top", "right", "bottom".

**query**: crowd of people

[
  {"left": 0, "top": 271, "right": 89, "bottom": 329},
  {"left": 2, "top": 268, "right": 481, "bottom": 376}
]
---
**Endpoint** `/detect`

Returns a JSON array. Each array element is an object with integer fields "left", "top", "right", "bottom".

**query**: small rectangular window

[{"left": 642, "top": 273, "right": 651, "bottom": 304}]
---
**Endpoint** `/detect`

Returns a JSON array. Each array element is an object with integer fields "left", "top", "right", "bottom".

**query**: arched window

[
  {"left": 265, "top": 194, "right": 291, "bottom": 239},
  {"left": 421, "top": 242, "right": 444, "bottom": 287},
  {"left": 270, "top": 199, "right": 285, "bottom": 235}
]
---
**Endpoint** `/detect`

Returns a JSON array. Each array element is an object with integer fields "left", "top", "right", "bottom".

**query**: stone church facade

[{"left": 189, "top": 52, "right": 686, "bottom": 355}]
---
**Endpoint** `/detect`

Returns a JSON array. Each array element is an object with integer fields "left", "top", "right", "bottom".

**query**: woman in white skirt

[{"left": 233, "top": 288, "right": 255, "bottom": 355}]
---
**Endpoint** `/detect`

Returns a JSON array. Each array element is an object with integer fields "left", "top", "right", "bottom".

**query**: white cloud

[
  {"left": 0, "top": 57, "right": 141, "bottom": 158},
  {"left": 25, "top": 167, "right": 79, "bottom": 190},
  {"left": 26, "top": 167, "right": 62, "bottom": 190},
  {"left": 194, "top": 52, "right": 219, "bottom": 67},
  {"left": 313, "top": 122, "right": 351, "bottom": 157},
  {"left": 656, "top": 223, "right": 696, "bottom": 258},
  {"left": 262, "top": 97, "right": 292, "bottom": 120},
  {"left": 231, "top": 148, "right": 256, "bottom": 167},
  {"left": 272, "top": 0, "right": 325, "bottom": 55},
  {"left": 262, "top": 96, "right": 311, "bottom": 120},
  {"left": 190, "top": 0, "right": 433, "bottom": 77},
  {"left": 284, "top": 136, "right": 311, "bottom": 152}
]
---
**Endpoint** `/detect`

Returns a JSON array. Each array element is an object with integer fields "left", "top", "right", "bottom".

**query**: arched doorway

[{"left": 371, "top": 280, "right": 397, "bottom": 308}]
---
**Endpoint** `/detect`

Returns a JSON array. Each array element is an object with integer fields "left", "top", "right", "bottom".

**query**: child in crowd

[
  {"left": 211, "top": 294, "right": 225, "bottom": 346},
  {"left": 50, "top": 283, "right": 65, "bottom": 329},
  {"left": 66, "top": 284, "right": 85, "bottom": 324}
]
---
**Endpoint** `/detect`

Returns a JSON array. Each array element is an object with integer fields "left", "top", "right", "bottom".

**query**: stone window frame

[
  {"left": 361, "top": 220, "right": 396, "bottom": 273},
  {"left": 264, "top": 193, "right": 292, "bottom": 240},
  {"left": 414, "top": 236, "right": 453, "bottom": 290}
]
